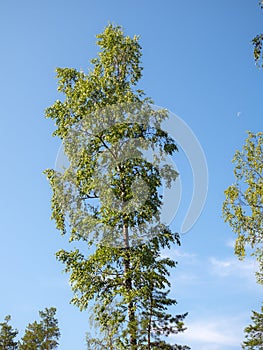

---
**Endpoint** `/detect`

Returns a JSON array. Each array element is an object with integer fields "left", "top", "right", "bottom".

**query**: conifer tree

[
  {"left": 0, "top": 315, "right": 18, "bottom": 350},
  {"left": 19, "top": 308, "right": 60, "bottom": 350},
  {"left": 19, "top": 322, "right": 43, "bottom": 350},
  {"left": 242, "top": 305, "right": 263, "bottom": 349}
]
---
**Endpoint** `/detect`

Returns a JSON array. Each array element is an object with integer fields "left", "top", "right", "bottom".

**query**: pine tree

[
  {"left": 19, "top": 322, "right": 43, "bottom": 350},
  {"left": 242, "top": 305, "right": 263, "bottom": 350},
  {"left": 19, "top": 308, "right": 60, "bottom": 350},
  {"left": 0, "top": 315, "right": 18, "bottom": 350}
]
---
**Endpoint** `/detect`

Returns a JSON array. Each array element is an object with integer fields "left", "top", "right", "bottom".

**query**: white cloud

[
  {"left": 173, "top": 316, "right": 244, "bottom": 350},
  {"left": 226, "top": 239, "right": 235, "bottom": 248},
  {"left": 209, "top": 257, "right": 257, "bottom": 279},
  {"left": 160, "top": 247, "right": 196, "bottom": 260},
  {"left": 183, "top": 321, "right": 240, "bottom": 345}
]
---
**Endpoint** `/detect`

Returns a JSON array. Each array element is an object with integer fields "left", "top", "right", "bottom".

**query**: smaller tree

[
  {"left": 0, "top": 315, "right": 18, "bottom": 350},
  {"left": 19, "top": 308, "right": 60, "bottom": 350},
  {"left": 242, "top": 304, "right": 263, "bottom": 349},
  {"left": 86, "top": 301, "right": 124, "bottom": 350},
  {"left": 19, "top": 322, "right": 43, "bottom": 350}
]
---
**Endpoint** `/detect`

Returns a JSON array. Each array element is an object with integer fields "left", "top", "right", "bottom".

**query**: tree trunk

[
  {"left": 147, "top": 303, "right": 151, "bottom": 350},
  {"left": 123, "top": 223, "right": 137, "bottom": 349}
]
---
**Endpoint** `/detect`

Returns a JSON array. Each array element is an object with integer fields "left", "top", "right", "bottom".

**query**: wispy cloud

[
  {"left": 209, "top": 257, "right": 257, "bottom": 279},
  {"left": 160, "top": 247, "right": 196, "bottom": 261},
  {"left": 173, "top": 315, "right": 244, "bottom": 349},
  {"left": 226, "top": 239, "right": 235, "bottom": 248}
]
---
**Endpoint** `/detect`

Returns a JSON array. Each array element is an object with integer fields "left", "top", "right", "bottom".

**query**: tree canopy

[
  {"left": 223, "top": 131, "right": 263, "bottom": 283},
  {"left": 252, "top": 1, "right": 263, "bottom": 67}
]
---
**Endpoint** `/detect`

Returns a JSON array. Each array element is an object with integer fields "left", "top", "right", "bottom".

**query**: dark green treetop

[
  {"left": 19, "top": 308, "right": 60, "bottom": 350},
  {"left": 242, "top": 305, "right": 263, "bottom": 349},
  {"left": 0, "top": 315, "right": 18, "bottom": 350}
]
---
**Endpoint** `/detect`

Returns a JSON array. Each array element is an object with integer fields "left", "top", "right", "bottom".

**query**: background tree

[
  {"left": 19, "top": 322, "right": 43, "bottom": 350},
  {"left": 45, "top": 24, "right": 189, "bottom": 349},
  {"left": 242, "top": 305, "right": 263, "bottom": 349},
  {"left": 222, "top": 131, "right": 263, "bottom": 283},
  {"left": 86, "top": 301, "right": 124, "bottom": 350},
  {"left": 19, "top": 307, "right": 60, "bottom": 350},
  {"left": 0, "top": 315, "right": 18, "bottom": 350},
  {"left": 224, "top": 4, "right": 263, "bottom": 346}
]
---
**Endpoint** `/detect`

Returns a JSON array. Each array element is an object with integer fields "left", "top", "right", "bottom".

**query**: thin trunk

[
  {"left": 147, "top": 294, "right": 153, "bottom": 350},
  {"left": 109, "top": 332, "right": 113, "bottom": 350},
  {"left": 123, "top": 223, "right": 137, "bottom": 349}
]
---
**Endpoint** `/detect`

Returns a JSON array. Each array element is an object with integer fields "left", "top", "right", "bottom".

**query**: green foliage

[
  {"left": 0, "top": 315, "right": 18, "bottom": 350},
  {"left": 45, "top": 24, "right": 189, "bottom": 349},
  {"left": 242, "top": 304, "right": 263, "bottom": 349},
  {"left": 46, "top": 24, "right": 145, "bottom": 139},
  {"left": 222, "top": 132, "right": 263, "bottom": 283},
  {"left": 84, "top": 231, "right": 189, "bottom": 349},
  {"left": 19, "top": 322, "right": 43, "bottom": 350},
  {"left": 252, "top": 2, "right": 263, "bottom": 67},
  {"left": 19, "top": 308, "right": 60, "bottom": 350},
  {"left": 252, "top": 34, "right": 263, "bottom": 67},
  {"left": 86, "top": 301, "right": 124, "bottom": 350}
]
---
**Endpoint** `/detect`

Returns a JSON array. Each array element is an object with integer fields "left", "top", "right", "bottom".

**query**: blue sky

[{"left": 0, "top": 0, "right": 262, "bottom": 349}]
